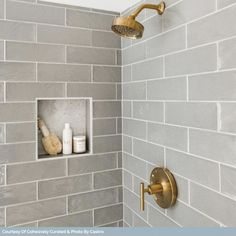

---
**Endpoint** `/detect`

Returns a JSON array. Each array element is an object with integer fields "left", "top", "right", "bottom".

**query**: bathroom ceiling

[{"left": 42, "top": 0, "right": 141, "bottom": 12}]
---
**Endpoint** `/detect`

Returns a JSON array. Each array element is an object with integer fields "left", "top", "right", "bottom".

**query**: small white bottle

[{"left": 63, "top": 123, "right": 72, "bottom": 155}]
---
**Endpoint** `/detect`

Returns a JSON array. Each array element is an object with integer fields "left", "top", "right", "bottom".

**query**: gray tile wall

[
  {"left": 122, "top": 0, "right": 236, "bottom": 227},
  {"left": 0, "top": 0, "right": 122, "bottom": 227}
]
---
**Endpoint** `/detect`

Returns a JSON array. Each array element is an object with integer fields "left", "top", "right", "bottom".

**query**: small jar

[{"left": 73, "top": 136, "right": 86, "bottom": 153}]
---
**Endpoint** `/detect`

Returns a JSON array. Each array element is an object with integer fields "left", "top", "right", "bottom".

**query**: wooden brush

[{"left": 38, "top": 118, "right": 62, "bottom": 156}]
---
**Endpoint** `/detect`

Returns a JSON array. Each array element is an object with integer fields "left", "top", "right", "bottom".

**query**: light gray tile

[
  {"left": 6, "top": 82, "right": 64, "bottom": 101},
  {"left": 133, "top": 101, "right": 164, "bottom": 122},
  {"left": 6, "top": 197, "right": 66, "bottom": 226},
  {"left": 220, "top": 103, "right": 236, "bottom": 134},
  {"left": 66, "top": 9, "right": 114, "bottom": 31},
  {"left": 189, "top": 129, "right": 236, "bottom": 166},
  {"left": 0, "top": 124, "right": 4, "bottom": 143},
  {"left": 100, "top": 221, "right": 119, "bottom": 227},
  {"left": 166, "top": 149, "right": 219, "bottom": 190},
  {"left": 94, "top": 169, "right": 122, "bottom": 189},
  {"left": 38, "top": 63, "right": 91, "bottom": 82},
  {"left": 218, "top": 0, "right": 236, "bottom": 9},
  {"left": 123, "top": 205, "right": 133, "bottom": 226},
  {"left": 118, "top": 152, "right": 122, "bottom": 168},
  {"left": 147, "top": 77, "right": 187, "bottom": 100},
  {"left": 6, "top": 122, "right": 35, "bottom": 143},
  {"left": 166, "top": 102, "right": 217, "bottom": 130},
  {"left": 6, "top": 0, "right": 65, "bottom": 25},
  {"left": 219, "top": 38, "right": 236, "bottom": 70},
  {"left": 122, "top": 101, "right": 131, "bottom": 117},
  {"left": 68, "top": 153, "right": 117, "bottom": 175},
  {"left": 148, "top": 205, "right": 179, "bottom": 227},
  {"left": 38, "top": 174, "right": 92, "bottom": 199},
  {"left": 133, "top": 139, "right": 164, "bottom": 166},
  {"left": 67, "top": 83, "right": 116, "bottom": 100},
  {"left": 0, "top": 83, "right": 3, "bottom": 102},
  {"left": 163, "top": 0, "right": 215, "bottom": 31},
  {"left": 123, "top": 135, "right": 132, "bottom": 154},
  {"left": 190, "top": 182, "right": 236, "bottom": 226},
  {"left": 7, "top": 159, "right": 66, "bottom": 184},
  {"left": 117, "top": 117, "right": 122, "bottom": 133},
  {"left": 67, "top": 46, "right": 116, "bottom": 65},
  {"left": 0, "top": 20, "right": 35, "bottom": 41},
  {"left": 165, "top": 44, "right": 217, "bottom": 76},
  {"left": 123, "top": 170, "right": 132, "bottom": 190},
  {"left": 92, "top": 31, "right": 120, "bottom": 49},
  {"left": 0, "top": 41, "right": 3, "bottom": 60},
  {"left": 133, "top": 214, "right": 149, "bottom": 227},
  {"left": 12, "top": 221, "right": 37, "bottom": 227},
  {"left": 167, "top": 201, "right": 219, "bottom": 227},
  {"left": 221, "top": 165, "right": 236, "bottom": 198},
  {"left": 123, "top": 82, "right": 146, "bottom": 100},
  {"left": 0, "top": 0, "right": 4, "bottom": 19},
  {"left": 123, "top": 153, "right": 147, "bottom": 180},
  {"left": 0, "top": 182, "right": 36, "bottom": 207},
  {"left": 148, "top": 123, "right": 188, "bottom": 151},
  {"left": 0, "top": 143, "right": 35, "bottom": 165},
  {"left": 0, "top": 62, "right": 36, "bottom": 82},
  {"left": 0, "top": 166, "right": 5, "bottom": 186},
  {"left": 6, "top": 42, "right": 65, "bottom": 62},
  {"left": 94, "top": 204, "right": 123, "bottom": 226},
  {"left": 93, "top": 118, "right": 116, "bottom": 136},
  {"left": 147, "top": 27, "right": 186, "bottom": 58},
  {"left": 93, "top": 101, "right": 121, "bottom": 118},
  {"left": 174, "top": 175, "right": 189, "bottom": 203},
  {"left": 0, "top": 103, "right": 35, "bottom": 122},
  {"left": 188, "top": 5, "right": 236, "bottom": 47},
  {"left": 93, "top": 66, "right": 121, "bottom": 83},
  {"left": 0, "top": 208, "right": 5, "bottom": 226},
  {"left": 123, "top": 118, "right": 146, "bottom": 140},
  {"left": 68, "top": 187, "right": 122, "bottom": 212},
  {"left": 38, "top": 211, "right": 93, "bottom": 227},
  {"left": 122, "top": 66, "right": 131, "bottom": 82},
  {"left": 93, "top": 135, "right": 121, "bottom": 153},
  {"left": 122, "top": 38, "right": 132, "bottom": 49},
  {"left": 132, "top": 58, "right": 163, "bottom": 81},
  {"left": 189, "top": 71, "right": 236, "bottom": 101},
  {"left": 37, "top": 24, "right": 91, "bottom": 46}
]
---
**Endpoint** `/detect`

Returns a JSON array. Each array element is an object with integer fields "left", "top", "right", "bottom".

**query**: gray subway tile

[
  {"left": 133, "top": 214, "right": 149, "bottom": 227},
  {"left": 92, "top": 31, "right": 121, "bottom": 48},
  {"left": 133, "top": 101, "right": 164, "bottom": 122},
  {"left": 218, "top": 0, "right": 235, "bottom": 9},
  {"left": 7, "top": 159, "right": 66, "bottom": 184},
  {"left": 68, "top": 153, "right": 117, "bottom": 175},
  {"left": 132, "top": 58, "right": 163, "bottom": 81},
  {"left": 6, "top": 42, "right": 65, "bottom": 62},
  {"left": 37, "top": 24, "right": 91, "bottom": 46},
  {"left": 0, "top": 208, "right": 5, "bottom": 226},
  {"left": 123, "top": 205, "right": 133, "bottom": 226},
  {"left": 220, "top": 103, "right": 236, "bottom": 134},
  {"left": 93, "top": 118, "right": 117, "bottom": 136},
  {"left": 94, "top": 169, "right": 122, "bottom": 189},
  {"left": 93, "top": 66, "right": 121, "bottom": 83},
  {"left": 123, "top": 135, "right": 132, "bottom": 154},
  {"left": 0, "top": 103, "right": 35, "bottom": 122},
  {"left": 122, "top": 66, "right": 131, "bottom": 82},
  {"left": 189, "top": 129, "right": 236, "bottom": 166},
  {"left": 123, "top": 82, "right": 146, "bottom": 100},
  {"left": 221, "top": 165, "right": 236, "bottom": 199},
  {"left": 6, "top": 0, "right": 65, "bottom": 25},
  {"left": 147, "top": 77, "right": 187, "bottom": 100},
  {"left": 93, "top": 135, "right": 121, "bottom": 153},
  {"left": 123, "top": 118, "right": 146, "bottom": 140},
  {"left": 6, "top": 82, "right": 64, "bottom": 101},
  {"left": 190, "top": 182, "right": 236, "bottom": 226},
  {"left": 174, "top": 175, "right": 189, "bottom": 203},
  {"left": 67, "top": 46, "right": 116, "bottom": 65},
  {"left": 166, "top": 102, "right": 217, "bottom": 130},
  {"left": 66, "top": 9, "right": 114, "bottom": 31},
  {"left": 67, "top": 83, "right": 116, "bottom": 100},
  {"left": 0, "top": 166, "right": 5, "bottom": 186},
  {"left": 13, "top": 222, "right": 37, "bottom": 227},
  {"left": 38, "top": 211, "right": 93, "bottom": 227},
  {"left": 189, "top": 71, "right": 236, "bottom": 101},
  {"left": 0, "top": 62, "right": 36, "bottom": 82},
  {"left": 0, "top": 0, "right": 4, "bottom": 19},
  {"left": 166, "top": 149, "right": 219, "bottom": 190},
  {"left": 0, "top": 143, "right": 35, "bottom": 165},
  {"left": 94, "top": 204, "right": 123, "bottom": 226},
  {"left": 68, "top": 187, "right": 122, "bottom": 212},
  {"left": 6, "top": 197, "right": 66, "bottom": 226},
  {"left": 38, "top": 174, "right": 92, "bottom": 199},
  {"left": 148, "top": 123, "right": 188, "bottom": 151},
  {"left": 165, "top": 44, "right": 217, "bottom": 76},
  {"left": 0, "top": 124, "right": 4, "bottom": 143},
  {"left": 123, "top": 170, "right": 132, "bottom": 190},
  {"left": 133, "top": 139, "right": 164, "bottom": 166},
  {"left": 38, "top": 63, "right": 91, "bottom": 82},
  {"left": 0, "top": 20, "right": 35, "bottom": 41},
  {"left": 93, "top": 101, "right": 121, "bottom": 118},
  {"left": 6, "top": 122, "right": 35, "bottom": 143},
  {"left": 0, "top": 83, "right": 3, "bottom": 102},
  {"left": 122, "top": 101, "right": 132, "bottom": 117},
  {"left": 188, "top": 5, "right": 236, "bottom": 47},
  {"left": 0, "top": 41, "right": 3, "bottom": 60},
  {"left": 0, "top": 182, "right": 36, "bottom": 207}
]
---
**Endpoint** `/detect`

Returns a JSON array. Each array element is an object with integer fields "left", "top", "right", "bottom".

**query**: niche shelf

[{"left": 36, "top": 98, "right": 93, "bottom": 159}]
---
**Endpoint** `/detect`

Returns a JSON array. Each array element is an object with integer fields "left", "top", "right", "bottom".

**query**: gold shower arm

[{"left": 130, "top": 2, "right": 165, "bottom": 19}]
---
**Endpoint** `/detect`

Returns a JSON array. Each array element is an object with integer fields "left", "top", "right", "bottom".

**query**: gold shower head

[{"left": 112, "top": 1, "right": 165, "bottom": 39}]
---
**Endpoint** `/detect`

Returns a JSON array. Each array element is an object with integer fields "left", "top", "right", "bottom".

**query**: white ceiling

[{"left": 42, "top": 0, "right": 141, "bottom": 13}]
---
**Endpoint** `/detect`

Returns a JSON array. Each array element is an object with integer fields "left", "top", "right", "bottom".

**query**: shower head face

[{"left": 111, "top": 16, "right": 144, "bottom": 39}]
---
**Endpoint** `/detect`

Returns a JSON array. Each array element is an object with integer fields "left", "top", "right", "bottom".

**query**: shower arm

[{"left": 130, "top": 2, "right": 165, "bottom": 19}]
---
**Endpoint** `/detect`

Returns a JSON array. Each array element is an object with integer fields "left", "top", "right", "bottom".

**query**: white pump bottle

[{"left": 63, "top": 123, "right": 72, "bottom": 155}]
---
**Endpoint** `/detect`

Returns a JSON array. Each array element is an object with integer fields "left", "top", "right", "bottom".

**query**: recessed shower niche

[{"left": 36, "top": 98, "right": 93, "bottom": 159}]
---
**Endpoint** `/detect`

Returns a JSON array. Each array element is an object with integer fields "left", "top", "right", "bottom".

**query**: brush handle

[{"left": 38, "top": 118, "right": 50, "bottom": 137}]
